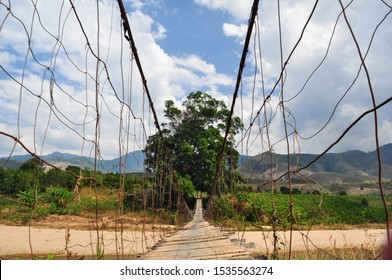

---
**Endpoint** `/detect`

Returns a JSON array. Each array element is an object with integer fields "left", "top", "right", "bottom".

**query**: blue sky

[
  {"left": 151, "top": 1, "right": 240, "bottom": 74},
  {"left": 0, "top": 0, "right": 391, "bottom": 159}
]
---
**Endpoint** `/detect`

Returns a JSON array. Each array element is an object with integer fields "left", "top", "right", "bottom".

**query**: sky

[{"left": 0, "top": 0, "right": 391, "bottom": 160}]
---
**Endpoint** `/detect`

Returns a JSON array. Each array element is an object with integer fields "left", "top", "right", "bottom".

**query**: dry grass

[
  {"left": 252, "top": 228, "right": 386, "bottom": 260},
  {"left": 272, "top": 245, "right": 385, "bottom": 260}
]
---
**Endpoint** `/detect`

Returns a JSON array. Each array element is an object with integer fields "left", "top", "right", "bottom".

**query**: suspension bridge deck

[{"left": 139, "top": 198, "right": 253, "bottom": 260}]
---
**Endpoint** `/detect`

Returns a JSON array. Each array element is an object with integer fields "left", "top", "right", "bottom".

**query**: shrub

[
  {"left": 211, "top": 194, "right": 236, "bottom": 221},
  {"left": 45, "top": 186, "right": 73, "bottom": 208},
  {"left": 17, "top": 189, "right": 36, "bottom": 205}
]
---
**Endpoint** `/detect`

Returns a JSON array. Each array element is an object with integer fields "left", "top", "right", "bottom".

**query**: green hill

[{"left": 238, "top": 144, "right": 392, "bottom": 185}]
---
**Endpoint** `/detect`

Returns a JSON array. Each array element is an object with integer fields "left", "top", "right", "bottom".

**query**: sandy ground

[
  {"left": 0, "top": 222, "right": 387, "bottom": 259},
  {"left": 0, "top": 224, "right": 165, "bottom": 259},
  {"left": 231, "top": 228, "right": 387, "bottom": 254}
]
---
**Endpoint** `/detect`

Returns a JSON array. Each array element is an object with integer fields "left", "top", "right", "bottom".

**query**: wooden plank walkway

[{"left": 139, "top": 198, "right": 253, "bottom": 260}]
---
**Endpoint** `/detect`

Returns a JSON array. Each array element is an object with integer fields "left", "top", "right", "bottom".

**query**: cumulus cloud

[
  {"left": 152, "top": 23, "right": 167, "bottom": 40},
  {"left": 223, "top": 23, "right": 247, "bottom": 42},
  {"left": 195, "top": 0, "right": 253, "bottom": 48},
  {"left": 290, "top": 2, "right": 391, "bottom": 144},
  {"left": 0, "top": 0, "right": 237, "bottom": 158},
  {"left": 173, "top": 54, "right": 216, "bottom": 75},
  {"left": 229, "top": 0, "right": 392, "bottom": 154},
  {"left": 194, "top": 0, "right": 253, "bottom": 21},
  {"left": 0, "top": 0, "right": 391, "bottom": 160},
  {"left": 126, "top": 0, "right": 144, "bottom": 10}
]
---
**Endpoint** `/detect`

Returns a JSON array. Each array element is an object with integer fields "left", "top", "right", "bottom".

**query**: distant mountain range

[
  {"left": 238, "top": 143, "right": 392, "bottom": 184},
  {"left": 0, "top": 151, "right": 146, "bottom": 173},
  {"left": 1, "top": 144, "right": 392, "bottom": 183}
]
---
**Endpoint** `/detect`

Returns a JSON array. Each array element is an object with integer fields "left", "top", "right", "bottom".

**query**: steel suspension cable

[
  {"left": 117, "top": 0, "right": 189, "bottom": 215},
  {"left": 211, "top": 0, "right": 260, "bottom": 198}
]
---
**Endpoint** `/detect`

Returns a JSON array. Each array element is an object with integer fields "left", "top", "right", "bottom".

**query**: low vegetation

[
  {"left": 1, "top": 158, "right": 391, "bottom": 231},
  {"left": 0, "top": 159, "right": 180, "bottom": 226},
  {"left": 209, "top": 191, "right": 392, "bottom": 230}
]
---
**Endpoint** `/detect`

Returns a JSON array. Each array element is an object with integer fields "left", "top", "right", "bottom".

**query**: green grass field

[{"left": 209, "top": 191, "right": 392, "bottom": 229}]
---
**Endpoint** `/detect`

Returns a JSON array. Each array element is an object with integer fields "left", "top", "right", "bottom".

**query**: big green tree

[{"left": 145, "top": 91, "right": 242, "bottom": 195}]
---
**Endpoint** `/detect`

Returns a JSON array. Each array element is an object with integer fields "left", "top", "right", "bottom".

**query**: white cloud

[
  {"left": 0, "top": 0, "right": 391, "bottom": 160},
  {"left": 233, "top": 0, "right": 392, "bottom": 154},
  {"left": 223, "top": 23, "right": 247, "bottom": 42},
  {"left": 195, "top": 0, "right": 253, "bottom": 51},
  {"left": 126, "top": 0, "right": 144, "bottom": 10},
  {"left": 173, "top": 54, "right": 216, "bottom": 75},
  {"left": 194, "top": 0, "right": 253, "bottom": 21},
  {"left": 152, "top": 23, "right": 167, "bottom": 40},
  {"left": 0, "top": 0, "right": 239, "bottom": 158}
]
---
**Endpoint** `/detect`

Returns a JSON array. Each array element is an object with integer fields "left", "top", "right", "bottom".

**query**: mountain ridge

[
  {"left": 0, "top": 151, "right": 146, "bottom": 173},
  {"left": 1, "top": 144, "right": 391, "bottom": 181},
  {"left": 238, "top": 143, "right": 392, "bottom": 184}
]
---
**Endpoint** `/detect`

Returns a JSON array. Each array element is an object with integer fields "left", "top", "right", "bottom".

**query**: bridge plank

[{"left": 139, "top": 198, "right": 253, "bottom": 260}]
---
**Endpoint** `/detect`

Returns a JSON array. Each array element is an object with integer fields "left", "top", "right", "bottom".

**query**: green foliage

[
  {"left": 178, "top": 175, "right": 196, "bottom": 199},
  {"left": 279, "top": 186, "right": 302, "bottom": 195},
  {"left": 44, "top": 169, "right": 76, "bottom": 190},
  {"left": 1, "top": 156, "right": 390, "bottom": 229},
  {"left": 19, "top": 158, "right": 44, "bottom": 171},
  {"left": 96, "top": 243, "right": 105, "bottom": 260},
  {"left": 361, "top": 198, "right": 369, "bottom": 206},
  {"left": 280, "top": 186, "right": 289, "bottom": 194},
  {"left": 17, "top": 189, "right": 36, "bottom": 205},
  {"left": 45, "top": 186, "right": 73, "bottom": 208},
  {"left": 211, "top": 194, "right": 236, "bottom": 221},
  {"left": 210, "top": 191, "right": 392, "bottom": 228},
  {"left": 145, "top": 91, "right": 243, "bottom": 194},
  {"left": 0, "top": 167, "right": 5, "bottom": 183},
  {"left": 0, "top": 165, "right": 179, "bottom": 223},
  {"left": 0, "top": 169, "right": 37, "bottom": 197},
  {"left": 0, "top": 165, "right": 78, "bottom": 198},
  {"left": 339, "top": 190, "right": 348, "bottom": 195},
  {"left": 74, "top": 197, "right": 118, "bottom": 214}
]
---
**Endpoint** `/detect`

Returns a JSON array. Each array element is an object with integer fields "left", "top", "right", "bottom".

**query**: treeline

[
  {"left": 0, "top": 158, "right": 189, "bottom": 218},
  {"left": 0, "top": 159, "right": 77, "bottom": 197},
  {"left": 0, "top": 158, "right": 138, "bottom": 197}
]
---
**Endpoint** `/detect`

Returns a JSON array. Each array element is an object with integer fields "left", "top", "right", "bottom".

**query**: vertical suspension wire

[
  {"left": 117, "top": 0, "right": 186, "bottom": 223},
  {"left": 210, "top": 0, "right": 260, "bottom": 204},
  {"left": 246, "top": 23, "right": 258, "bottom": 194},
  {"left": 93, "top": 0, "right": 102, "bottom": 259},
  {"left": 240, "top": 80, "right": 245, "bottom": 181},
  {"left": 337, "top": 0, "right": 390, "bottom": 245},
  {"left": 0, "top": 0, "right": 168, "bottom": 259},
  {"left": 1, "top": 0, "right": 391, "bottom": 260},
  {"left": 276, "top": 0, "right": 294, "bottom": 260},
  {"left": 254, "top": 11, "right": 278, "bottom": 258},
  {"left": 116, "top": 5, "right": 125, "bottom": 258}
]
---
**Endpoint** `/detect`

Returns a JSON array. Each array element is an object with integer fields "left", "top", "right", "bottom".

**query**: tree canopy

[{"left": 145, "top": 91, "right": 242, "bottom": 195}]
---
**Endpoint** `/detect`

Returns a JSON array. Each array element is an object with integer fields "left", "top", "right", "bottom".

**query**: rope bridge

[{"left": 0, "top": 0, "right": 391, "bottom": 259}]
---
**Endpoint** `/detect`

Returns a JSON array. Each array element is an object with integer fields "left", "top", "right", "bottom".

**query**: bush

[
  {"left": 17, "top": 189, "right": 36, "bottom": 205},
  {"left": 211, "top": 194, "right": 236, "bottom": 221},
  {"left": 280, "top": 186, "right": 290, "bottom": 194},
  {"left": 361, "top": 198, "right": 369, "bottom": 206},
  {"left": 292, "top": 188, "right": 302, "bottom": 195},
  {"left": 45, "top": 186, "right": 73, "bottom": 208},
  {"left": 279, "top": 186, "right": 301, "bottom": 195}
]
